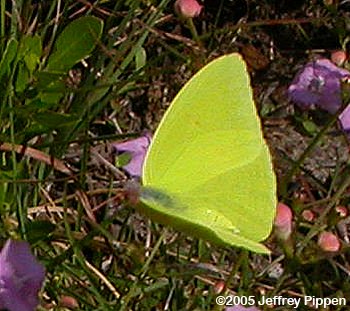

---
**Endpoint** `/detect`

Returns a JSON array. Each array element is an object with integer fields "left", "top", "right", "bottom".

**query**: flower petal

[
  {"left": 0, "top": 240, "right": 45, "bottom": 311},
  {"left": 339, "top": 104, "right": 350, "bottom": 134},
  {"left": 113, "top": 132, "right": 152, "bottom": 177}
]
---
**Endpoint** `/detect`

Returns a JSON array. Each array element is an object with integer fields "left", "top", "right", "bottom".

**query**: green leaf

[
  {"left": 116, "top": 152, "right": 132, "bottom": 168},
  {"left": 135, "top": 46, "right": 147, "bottom": 71},
  {"left": 26, "top": 220, "right": 56, "bottom": 244},
  {"left": 138, "top": 54, "right": 276, "bottom": 254},
  {"left": 0, "top": 38, "right": 18, "bottom": 79},
  {"left": 22, "top": 35, "right": 42, "bottom": 73},
  {"left": 15, "top": 61, "right": 30, "bottom": 93},
  {"left": 46, "top": 16, "right": 103, "bottom": 72},
  {"left": 33, "top": 111, "right": 76, "bottom": 130},
  {"left": 35, "top": 72, "right": 68, "bottom": 105},
  {"left": 37, "top": 91, "right": 65, "bottom": 106},
  {"left": 36, "top": 71, "right": 65, "bottom": 88},
  {"left": 302, "top": 119, "right": 318, "bottom": 135},
  {"left": 13, "top": 35, "right": 42, "bottom": 92}
]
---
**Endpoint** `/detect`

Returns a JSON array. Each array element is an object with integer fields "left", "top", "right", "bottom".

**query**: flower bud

[
  {"left": 60, "top": 295, "right": 79, "bottom": 309},
  {"left": 175, "top": 0, "right": 203, "bottom": 18},
  {"left": 213, "top": 281, "right": 225, "bottom": 294},
  {"left": 302, "top": 209, "right": 316, "bottom": 222},
  {"left": 331, "top": 50, "right": 348, "bottom": 67},
  {"left": 335, "top": 205, "right": 348, "bottom": 217},
  {"left": 318, "top": 232, "right": 340, "bottom": 252},
  {"left": 274, "top": 202, "right": 293, "bottom": 240}
]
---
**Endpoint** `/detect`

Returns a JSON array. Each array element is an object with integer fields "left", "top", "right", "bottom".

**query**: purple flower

[
  {"left": 288, "top": 58, "right": 350, "bottom": 113},
  {"left": 0, "top": 239, "right": 45, "bottom": 311},
  {"left": 112, "top": 132, "right": 152, "bottom": 178}
]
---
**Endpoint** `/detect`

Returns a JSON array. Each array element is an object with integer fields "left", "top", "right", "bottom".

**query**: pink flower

[
  {"left": 318, "top": 232, "right": 340, "bottom": 252},
  {"left": 0, "top": 239, "right": 45, "bottom": 311},
  {"left": 175, "top": 0, "right": 203, "bottom": 18},
  {"left": 274, "top": 202, "right": 293, "bottom": 240}
]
